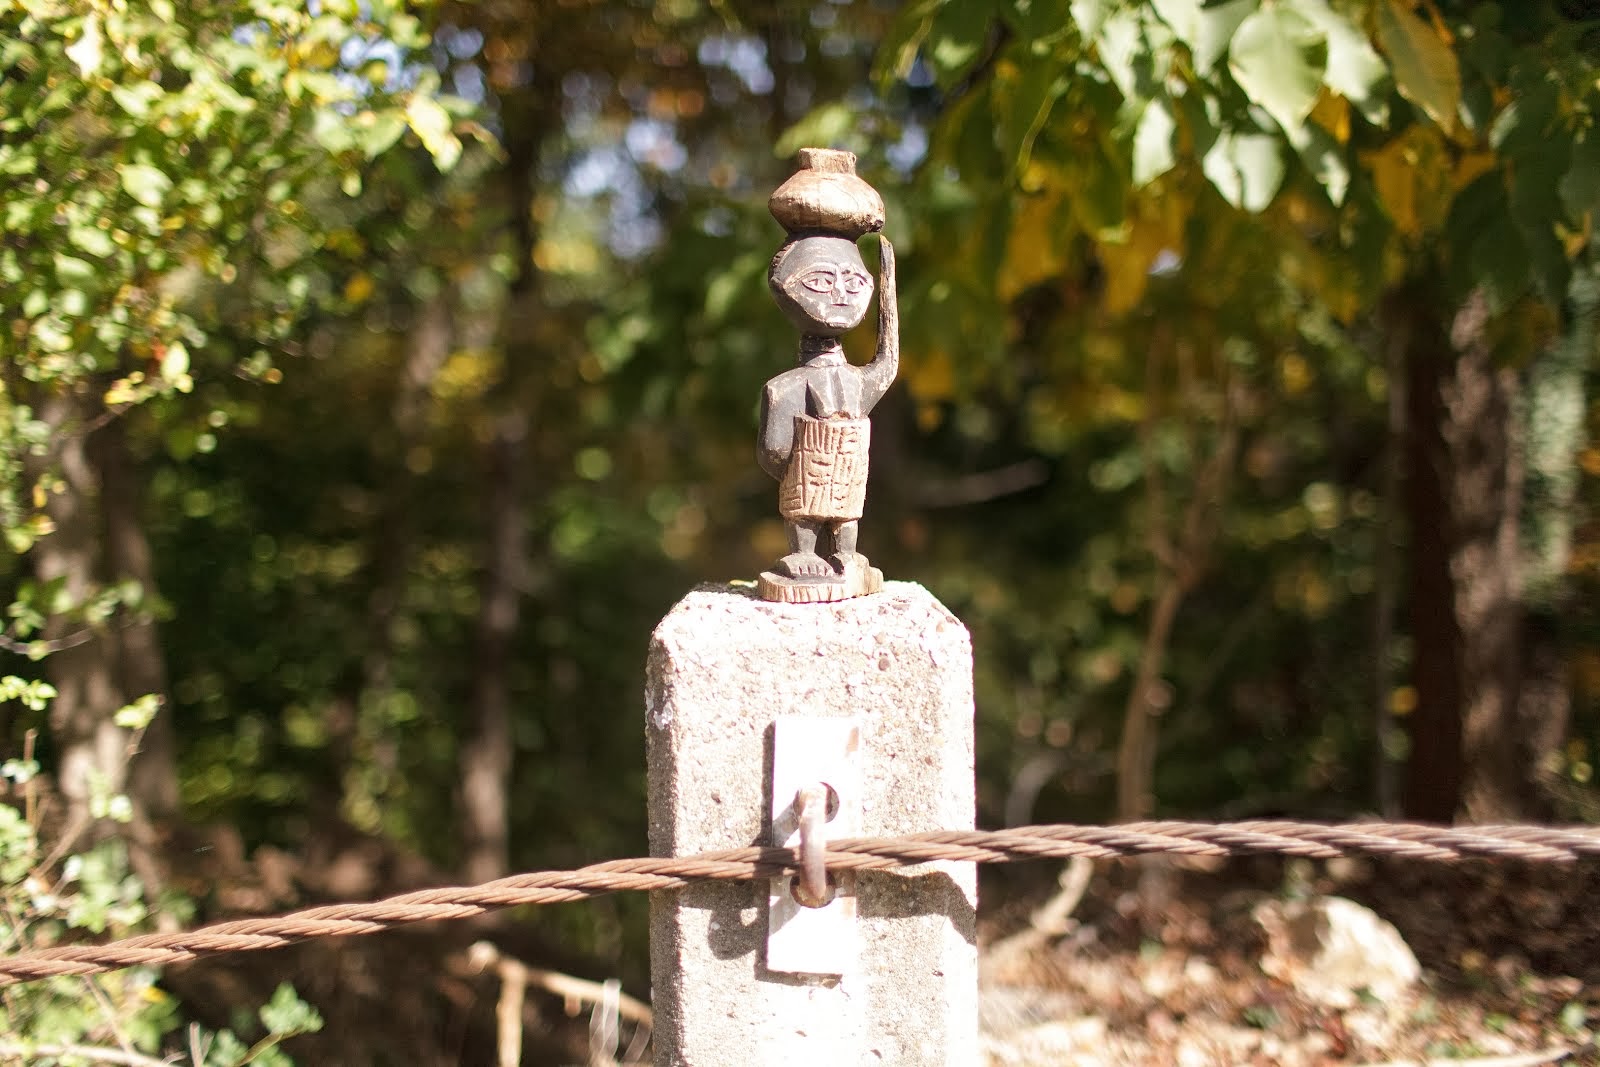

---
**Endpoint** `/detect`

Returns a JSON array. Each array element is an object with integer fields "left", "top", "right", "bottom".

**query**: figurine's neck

[{"left": 798, "top": 335, "right": 845, "bottom": 365}]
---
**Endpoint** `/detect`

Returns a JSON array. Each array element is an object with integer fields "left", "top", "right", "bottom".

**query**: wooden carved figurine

[{"left": 757, "top": 148, "right": 898, "bottom": 604}]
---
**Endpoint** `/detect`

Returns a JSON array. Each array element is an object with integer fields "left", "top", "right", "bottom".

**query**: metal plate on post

[{"left": 767, "top": 716, "right": 861, "bottom": 975}]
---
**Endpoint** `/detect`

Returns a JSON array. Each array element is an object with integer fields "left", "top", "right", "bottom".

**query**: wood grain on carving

[{"left": 779, "top": 415, "right": 870, "bottom": 521}]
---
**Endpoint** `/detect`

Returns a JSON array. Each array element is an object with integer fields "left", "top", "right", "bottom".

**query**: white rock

[{"left": 1254, "top": 895, "right": 1420, "bottom": 1010}]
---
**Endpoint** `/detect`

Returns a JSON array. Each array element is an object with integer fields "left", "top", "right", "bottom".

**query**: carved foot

[
  {"left": 775, "top": 552, "right": 836, "bottom": 579},
  {"left": 828, "top": 551, "right": 861, "bottom": 573},
  {"left": 757, "top": 553, "right": 883, "bottom": 604}
]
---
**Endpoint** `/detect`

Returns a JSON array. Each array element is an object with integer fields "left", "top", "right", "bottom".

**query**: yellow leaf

[
  {"left": 1452, "top": 150, "right": 1497, "bottom": 192},
  {"left": 344, "top": 272, "right": 375, "bottom": 304},
  {"left": 997, "top": 191, "right": 1068, "bottom": 303},
  {"left": 1310, "top": 91, "right": 1351, "bottom": 145},
  {"left": 1096, "top": 194, "right": 1184, "bottom": 317},
  {"left": 1098, "top": 238, "right": 1154, "bottom": 316},
  {"left": 907, "top": 346, "right": 956, "bottom": 403},
  {"left": 1361, "top": 125, "right": 1451, "bottom": 239}
]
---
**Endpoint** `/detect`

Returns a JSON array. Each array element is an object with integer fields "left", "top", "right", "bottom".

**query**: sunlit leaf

[
  {"left": 1287, "top": 117, "right": 1350, "bottom": 206},
  {"left": 775, "top": 102, "right": 858, "bottom": 158},
  {"left": 1296, "top": 0, "right": 1390, "bottom": 126},
  {"left": 1376, "top": 0, "right": 1460, "bottom": 132},
  {"left": 1228, "top": 5, "right": 1326, "bottom": 136},
  {"left": 1132, "top": 99, "right": 1177, "bottom": 187},
  {"left": 119, "top": 163, "right": 172, "bottom": 208},
  {"left": 64, "top": 13, "right": 103, "bottom": 76},
  {"left": 1203, "top": 130, "right": 1285, "bottom": 212},
  {"left": 1151, "top": 0, "right": 1254, "bottom": 76},
  {"left": 406, "top": 95, "right": 462, "bottom": 171},
  {"left": 927, "top": 0, "right": 993, "bottom": 88},
  {"left": 1069, "top": 0, "right": 1116, "bottom": 39}
]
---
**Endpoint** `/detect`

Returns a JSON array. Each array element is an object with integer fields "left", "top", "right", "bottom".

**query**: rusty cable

[{"left": 2, "top": 820, "right": 1598, "bottom": 986}]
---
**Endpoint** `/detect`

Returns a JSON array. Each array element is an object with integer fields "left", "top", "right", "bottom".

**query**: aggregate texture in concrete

[{"left": 645, "top": 580, "right": 977, "bottom": 1066}]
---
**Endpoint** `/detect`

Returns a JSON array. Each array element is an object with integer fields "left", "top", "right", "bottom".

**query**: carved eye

[
  {"left": 840, "top": 273, "right": 869, "bottom": 294},
  {"left": 800, "top": 270, "right": 837, "bottom": 294}
]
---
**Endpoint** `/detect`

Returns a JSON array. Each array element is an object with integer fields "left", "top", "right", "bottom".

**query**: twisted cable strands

[{"left": 2, "top": 820, "right": 1597, "bottom": 986}]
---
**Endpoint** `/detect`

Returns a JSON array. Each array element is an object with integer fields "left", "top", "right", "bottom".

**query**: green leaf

[
  {"left": 259, "top": 983, "right": 324, "bottom": 1037},
  {"left": 110, "top": 81, "right": 163, "bottom": 119},
  {"left": 161, "top": 339, "right": 190, "bottom": 381},
  {"left": 927, "top": 0, "right": 993, "bottom": 88},
  {"left": 1203, "top": 130, "right": 1285, "bottom": 212},
  {"left": 1069, "top": 0, "right": 1116, "bottom": 39},
  {"left": 1151, "top": 0, "right": 1254, "bottom": 76},
  {"left": 1228, "top": 5, "right": 1326, "bottom": 136},
  {"left": 1002, "top": 0, "right": 1072, "bottom": 47},
  {"left": 119, "top": 163, "right": 172, "bottom": 207},
  {"left": 1132, "top": 99, "right": 1177, "bottom": 187},
  {"left": 873, "top": 0, "right": 940, "bottom": 87},
  {"left": 53, "top": 253, "right": 95, "bottom": 286},
  {"left": 774, "top": 102, "right": 858, "bottom": 159},
  {"left": 64, "top": 13, "right": 104, "bottom": 76},
  {"left": 1286, "top": 117, "right": 1350, "bottom": 206},
  {"left": 1194, "top": 0, "right": 1255, "bottom": 76},
  {"left": 1296, "top": 0, "right": 1390, "bottom": 125},
  {"left": 1376, "top": 0, "right": 1460, "bottom": 131},
  {"left": 359, "top": 110, "right": 409, "bottom": 159},
  {"left": 1559, "top": 131, "right": 1600, "bottom": 221},
  {"left": 69, "top": 224, "right": 115, "bottom": 258},
  {"left": 1447, "top": 172, "right": 1528, "bottom": 311},
  {"left": 1096, "top": 8, "right": 1148, "bottom": 101},
  {"left": 998, "top": 52, "right": 1067, "bottom": 173},
  {"left": 405, "top": 96, "right": 462, "bottom": 172}
]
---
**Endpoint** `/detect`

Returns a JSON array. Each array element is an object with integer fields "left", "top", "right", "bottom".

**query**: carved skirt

[{"left": 779, "top": 415, "right": 870, "bottom": 522}]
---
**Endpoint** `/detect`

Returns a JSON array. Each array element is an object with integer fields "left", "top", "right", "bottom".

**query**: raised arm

[{"left": 862, "top": 234, "right": 898, "bottom": 409}]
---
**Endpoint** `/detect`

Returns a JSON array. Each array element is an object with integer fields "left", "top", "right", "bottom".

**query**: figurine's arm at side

[
  {"left": 758, "top": 380, "right": 797, "bottom": 480},
  {"left": 863, "top": 235, "right": 899, "bottom": 408}
]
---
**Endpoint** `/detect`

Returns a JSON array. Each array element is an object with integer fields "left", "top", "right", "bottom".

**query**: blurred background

[{"left": 4, "top": 0, "right": 1600, "bottom": 1062}]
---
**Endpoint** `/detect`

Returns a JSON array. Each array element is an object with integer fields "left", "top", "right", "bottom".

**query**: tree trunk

[
  {"left": 1394, "top": 285, "right": 1545, "bottom": 822},
  {"left": 96, "top": 417, "right": 178, "bottom": 822},
  {"left": 1444, "top": 292, "right": 1526, "bottom": 822},
  {"left": 362, "top": 295, "right": 454, "bottom": 704},
  {"left": 1510, "top": 264, "right": 1595, "bottom": 817},
  {"left": 1394, "top": 287, "right": 1465, "bottom": 822},
  {"left": 460, "top": 412, "right": 526, "bottom": 885},
  {"left": 30, "top": 390, "right": 129, "bottom": 825},
  {"left": 457, "top": 86, "right": 550, "bottom": 884}
]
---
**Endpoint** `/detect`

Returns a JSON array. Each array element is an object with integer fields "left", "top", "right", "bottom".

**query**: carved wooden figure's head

[{"left": 769, "top": 235, "right": 874, "bottom": 337}]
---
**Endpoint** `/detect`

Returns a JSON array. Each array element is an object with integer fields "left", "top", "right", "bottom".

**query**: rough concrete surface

[{"left": 646, "top": 581, "right": 977, "bottom": 1066}]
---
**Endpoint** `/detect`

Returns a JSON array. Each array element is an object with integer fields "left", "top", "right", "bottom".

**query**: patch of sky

[
  {"left": 1150, "top": 249, "right": 1182, "bottom": 276},
  {"left": 625, "top": 117, "right": 687, "bottom": 173},
  {"left": 819, "top": 33, "right": 853, "bottom": 58},
  {"left": 699, "top": 206, "right": 735, "bottom": 238},
  {"left": 887, "top": 124, "right": 928, "bottom": 173},
  {"left": 562, "top": 72, "right": 609, "bottom": 121},
  {"left": 698, "top": 34, "right": 774, "bottom": 95},
  {"left": 567, "top": 145, "right": 628, "bottom": 198},
  {"left": 441, "top": 26, "right": 483, "bottom": 60},
  {"left": 450, "top": 60, "right": 485, "bottom": 105}
]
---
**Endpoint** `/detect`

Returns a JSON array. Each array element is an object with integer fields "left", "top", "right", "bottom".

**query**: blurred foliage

[{"left": 3, "top": 0, "right": 1600, "bottom": 1061}]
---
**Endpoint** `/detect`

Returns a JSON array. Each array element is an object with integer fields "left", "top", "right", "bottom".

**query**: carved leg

[
  {"left": 829, "top": 520, "right": 861, "bottom": 572},
  {"left": 776, "top": 520, "right": 834, "bottom": 578}
]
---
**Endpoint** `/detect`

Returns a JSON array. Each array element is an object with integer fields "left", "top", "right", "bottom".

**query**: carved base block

[{"left": 757, "top": 556, "right": 883, "bottom": 604}]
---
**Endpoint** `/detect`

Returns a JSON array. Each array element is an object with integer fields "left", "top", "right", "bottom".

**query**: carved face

[{"left": 769, "top": 236, "right": 874, "bottom": 336}]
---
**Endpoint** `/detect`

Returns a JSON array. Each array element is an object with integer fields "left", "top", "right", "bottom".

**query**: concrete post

[{"left": 645, "top": 581, "right": 977, "bottom": 1066}]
